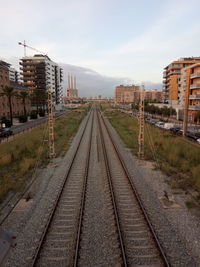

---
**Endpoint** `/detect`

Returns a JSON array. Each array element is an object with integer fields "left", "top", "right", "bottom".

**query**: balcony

[
  {"left": 190, "top": 72, "right": 200, "bottom": 79},
  {"left": 189, "top": 105, "right": 200, "bottom": 111},
  {"left": 168, "top": 65, "right": 182, "bottom": 70},
  {"left": 171, "top": 71, "right": 180, "bottom": 75},
  {"left": 190, "top": 83, "right": 200, "bottom": 89},
  {"left": 189, "top": 94, "right": 200, "bottom": 100}
]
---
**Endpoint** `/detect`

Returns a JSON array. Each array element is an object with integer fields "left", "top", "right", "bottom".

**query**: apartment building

[
  {"left": 115, "top": 85, "right": 140, "bottom": 104},
  {"left": 179, "top": 63, "right": 200, "bottom": 121},
  {"left": 163, "top": 57, "right": 200, "bottom": 104},
  {"left": 0, "top": 60, "right": 10, "bottom": 117},
  {"left": 0, "top": 60, "right": 31, "bottom": 118},
  {"left": 20, "top": 55, "right": 63, "bottom": 107},
  {"left": 144, "top": 89, "right": 163, "bottom": 102},
  {"left": 115, "top": 85, "right": 163, "bottom": 104},
  {"left": 9, "top": 67, "right": 19, "bottom": 83}
]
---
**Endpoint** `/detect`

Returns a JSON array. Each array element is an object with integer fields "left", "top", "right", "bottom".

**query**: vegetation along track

[
  {"left": 97, "top": 108, "right": 171, "bottom": 267},
  {"left": 30, "top": 109, "right": 94, "bottom": 266}
]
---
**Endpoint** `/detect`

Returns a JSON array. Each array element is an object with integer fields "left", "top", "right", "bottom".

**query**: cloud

[
  {"left": 60, "top": 63, "right": 162, "bottom": 97},
  {"left": 3, "top": 56, "right": 162, "bottom": 96}
]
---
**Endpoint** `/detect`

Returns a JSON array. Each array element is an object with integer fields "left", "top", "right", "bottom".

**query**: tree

[
  {"left": 0, "top": 86, "right": 18, "bottom": 126},
  {"left": 31, "top": 90, "right": 47, "bottom": 113},
  {"left": 195, "top": 111, "right": 200, "bottom": 123},
  {"left": 18, "top": 91, "right": 29, "bottom": 116}
]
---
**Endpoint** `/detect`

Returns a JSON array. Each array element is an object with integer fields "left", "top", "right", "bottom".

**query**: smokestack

[
  {"left": 74, "top": 76, "right": 76, "bottom": 89},
  {"left": 71, "top": 75, "right": 73, "bottom": 89},
  {"left": 68, "top": 74, "right": 71, "bottom": 89}
]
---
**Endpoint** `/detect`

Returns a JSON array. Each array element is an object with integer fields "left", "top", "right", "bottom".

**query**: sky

[{"left": 1, "top": 0, "right": 200, "bottom": 96}]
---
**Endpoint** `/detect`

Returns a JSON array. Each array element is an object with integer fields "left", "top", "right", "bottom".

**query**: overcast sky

[{"left": 1, "top": 0, "right": 200, "bottom": 96}]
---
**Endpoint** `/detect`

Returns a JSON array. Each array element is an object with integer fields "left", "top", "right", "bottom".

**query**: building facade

[
  {"left": 20, "top": 54, "right": 63, "bottom": 107},
  {"left": 163, "top": 57, "right": 200, "bottom": 104},
  {"left": 179, "top": 63, "right": 200, "bottom": 121},
  {"left": 115, "top": 85, "right": 140, "bottom": 104},
  {"left": 144, "top": 89, "right": 163, "bottom": 102},
  {"left": 0, "top": 60, "right": 31, "bottom": 119},
  {"left": 9, "top": 67, "right": 19, "bottom": 83},
  {"left": 115, "top": 85, "right": 163, "bottom": 104},
  {"left": 0, "top": 60, "right": 10, "bottom": 118}
]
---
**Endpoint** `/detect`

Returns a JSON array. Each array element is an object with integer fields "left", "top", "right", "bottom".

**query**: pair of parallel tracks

[{"left": 25, "top": 108, "right": 170, "bottom": 266}]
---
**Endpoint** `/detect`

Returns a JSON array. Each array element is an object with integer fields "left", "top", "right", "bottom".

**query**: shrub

[
  {"left": 30, "top": 110, "right": 38, "bottom": 119},
  {"left": 1, "top": 117, "right": 11, "bottom": 127},
  {"left": 18, "top": 115, "right": 28, "bottom": 123},
  {"left": 38, "top": 109, "right": 45, "bottom": 117}
]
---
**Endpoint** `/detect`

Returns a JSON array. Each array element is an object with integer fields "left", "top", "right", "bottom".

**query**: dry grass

[
  {"left": 0, "top": 110, "right": 86, "bottom": 201},
  {"left": 105, "top": 109, "right": 200, "bottom": 193}
]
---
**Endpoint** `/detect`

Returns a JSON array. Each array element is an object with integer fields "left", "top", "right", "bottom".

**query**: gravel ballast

[{"left": 104, "top": 113, "right": 199, "bottom": 266}]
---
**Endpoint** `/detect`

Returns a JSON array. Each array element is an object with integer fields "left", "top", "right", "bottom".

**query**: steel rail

[
  {"left": 73, "top": 108, "right": 94, "bottom": 267},
  {"left": 97, "top": 109, "right": 128, "bottom": 267},
  {"left": 98, "top": 109, "right": 171, "bottom": 267},
  {"left": 31, "top": 109, "right": 93, "bottom": 267}
]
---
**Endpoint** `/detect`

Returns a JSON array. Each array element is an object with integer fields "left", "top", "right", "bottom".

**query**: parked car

[
  {"left": 0, "top": 128, "right": 13, "bottom": 138},
  {"left": 149, "top": 119, "right": 158, "bottom": 125},
  {"left": 155, "top": 121, "right": 165, "bottom": 128},
  {"left": 163, "top": 123, "right": 174, "bottom": 130},
  {"left": 187, "top": 132, "right": 200, "bottom": 141},
  {"left": 169, "top": 127, "right": 181, "bottom": 135}
]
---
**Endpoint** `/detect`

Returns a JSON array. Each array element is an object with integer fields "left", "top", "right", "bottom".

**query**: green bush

[
  {"left": 30, "top": 110, "right": 38, "bottom": 119},
  {"left": 1, "top": 117, "right": 11, "bottom": 127},
  {"left": 38, "top": 109, "right": 45, "bottom": 117},
  {"left": 18, "top": 115, "right": 28, "bottom": 123}
]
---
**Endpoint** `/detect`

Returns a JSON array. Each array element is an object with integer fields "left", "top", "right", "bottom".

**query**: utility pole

[
  {"left": 183, "top": 68, "right": 191, "bottom": 136},
  {"left": 48, "top": 86, "right": 56, "bottom": 159},
  {"left": 138, "top": 85, "right": 145, "bottom": 158}
]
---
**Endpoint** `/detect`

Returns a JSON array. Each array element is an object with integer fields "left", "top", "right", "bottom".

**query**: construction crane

[{"left": 18, "top": 40, "right": 47, "bottom": 57}]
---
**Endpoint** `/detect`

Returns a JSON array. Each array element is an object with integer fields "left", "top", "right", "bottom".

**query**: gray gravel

[{"left": 1, "top": 112, "right": 91, "bottom": 267}]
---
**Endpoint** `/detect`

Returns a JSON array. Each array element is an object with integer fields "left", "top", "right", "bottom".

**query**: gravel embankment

[
  {"left": 1, "top": 113, "right": 90, "bottom": 267},
  {"left": 104, "top": 114, "right": 199, "bottom": 266}
]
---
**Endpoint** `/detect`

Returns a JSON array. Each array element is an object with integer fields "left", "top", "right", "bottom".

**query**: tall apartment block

[
  {"left": 9, "top": 67, "right": 19, "bottom": 83},
  {"left": 163, "top": 57, "right": 200, "bottom": 104},
  {"left": 115, "top": 85, "right": 140, "bottom": 104},
  {"left": 20, "top": 54, "right": 63, "bottom": 107},
  {"left": 179, "top": 63, "right": 200, "bottom": 121},
  {"left": 0, "top": 60, "right": 31, "bottom": 118},
  {"left": 115, "top": 85, "right": 163, "bottom": 104}
]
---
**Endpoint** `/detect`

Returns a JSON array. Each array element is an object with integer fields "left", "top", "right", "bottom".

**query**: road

[{"left": 10, "top": 110, "right": 69, "bottom": 135}]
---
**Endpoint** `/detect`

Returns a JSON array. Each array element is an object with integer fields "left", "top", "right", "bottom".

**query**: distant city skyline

[{"left": 1, "top": 0, "right": 200, "bottom": 96}]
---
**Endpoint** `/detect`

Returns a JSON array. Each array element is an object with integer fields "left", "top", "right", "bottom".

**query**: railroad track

[
  {"left": 96, "top": 108, "right": 171, "bottom": 267},
  {"left": 29, "top": 109, "right": 94, "bottom": 266},
  {"left": 4, "top": 107, "right": 172, "bottom": 266}
]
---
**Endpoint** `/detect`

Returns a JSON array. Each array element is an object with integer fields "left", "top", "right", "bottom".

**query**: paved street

[{"left": 10, "top": 111, "right": 69, "bottom": 135}]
